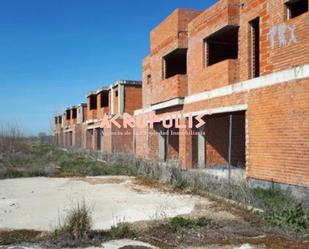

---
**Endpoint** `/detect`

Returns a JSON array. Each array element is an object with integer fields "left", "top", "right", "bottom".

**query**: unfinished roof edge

[
  {"left": 112, "top": 80, "right": 142, "bottom": 87},
  {"left": 86, "top": 90, "right": 97, "bottom": 98},
  {"left": 150, "top": 8, "right": 201, "bottom": 34}
]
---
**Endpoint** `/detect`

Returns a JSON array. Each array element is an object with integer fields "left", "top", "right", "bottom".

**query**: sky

[{"left": 0, "top": 0, "right": 216, "bottom": 136}]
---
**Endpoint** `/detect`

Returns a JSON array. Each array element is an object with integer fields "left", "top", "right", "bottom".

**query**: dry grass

[
  {"left": 0, "top": 229, "right": 43, "bottom": 245},
  {"left": 54, "top": 201, "right": 92, "bottom": 241}
]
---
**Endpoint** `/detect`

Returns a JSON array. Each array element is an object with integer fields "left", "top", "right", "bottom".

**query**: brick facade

[{"left": 54, "top": 0, "right": 309, "bottom": 189}]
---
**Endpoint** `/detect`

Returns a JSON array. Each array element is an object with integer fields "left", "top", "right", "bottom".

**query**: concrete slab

[{"left": 0, "top": 176, "right": 203, "bottom": 231}]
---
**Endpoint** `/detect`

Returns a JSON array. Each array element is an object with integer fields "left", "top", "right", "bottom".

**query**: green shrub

[
  {"left": 253, "top": 188, "right": 309, "bottom": 232},
  {"left": 174, "top": 179, "right": 189, "bottom": 189}
]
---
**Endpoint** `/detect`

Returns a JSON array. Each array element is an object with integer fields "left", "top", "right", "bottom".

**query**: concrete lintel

[
  {"left": 134, "top": 107, "right": 152, "bottom": 116},
  {"left": 135, "top": 64, "right": 308, "bottom": 117},
  {"left": 185, "top": 64, "right": 309, "bottom": 105},
  {"left": 151, "top": 98, "right": 184, "bottom": 111},
  {"left": 183, "top": 104, "right": 248, "bottom": 118}
]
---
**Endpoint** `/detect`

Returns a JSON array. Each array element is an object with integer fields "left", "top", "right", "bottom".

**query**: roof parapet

[{"left": 111, "top": 80, "right": 142, "bottom": 88}]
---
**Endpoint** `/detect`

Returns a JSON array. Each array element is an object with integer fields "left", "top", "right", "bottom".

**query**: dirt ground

[{"left": 0, "top": 176, "right": 308, "bottom": 249}]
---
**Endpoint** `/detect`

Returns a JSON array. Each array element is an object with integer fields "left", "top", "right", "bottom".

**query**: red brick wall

[
  {"left": 204, "top": 113, "right": 245, "bottom": 167},
  {"left": 187, "top": 0, "right": 240, "bottom": 95},
  {"left": 124, "top": 85, "right": 142, "bottom": 114},
  {"left": 103, "top": 127, "right": 112, "bottom": 153},
  {"left": 73, "top": 124, "right": 82, "bottom": 148},
  {"left": 113, "top": 86, "right": 119, "bottom": 114},
  {"left": 111, "top": 119, "right": 133, "bottom": 153},
  {"left": 144, "top": 9, "right": 202, "bottom": 107},
  {"left": 149, "top": 125, "right": 160, "bottom": 160},
  {"left": 150, "top": 9, "right": 202, "bottom": 54},
  {"left": 167, "top": 127, "right": 179, "bottom": 160},
  {"left": 142, "top": 56, "right": 152, "bottom": 108},
  {"left": 239, "top": 0, "right": 309, "bottom": 80},
  {"left": 87, "top": 96, "right": 97, "bottom": 120},
  {"left": 97, "top": 91, "right": 110, "bottom": 118},
  {"left": 134, "top": 127, "right": 149, "bottom": 158},
  {"left": 265, "top": 1, "right": 309, "bottom": 74},
  {"left": 247, "top": 79, "right": 309, "bottom": 187}
]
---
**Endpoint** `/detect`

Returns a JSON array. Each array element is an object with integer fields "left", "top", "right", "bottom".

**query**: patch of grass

[
  {"left": 174, "top": 179, "right": 189, "bottom": 190},
  {"left": 0, "top": 229, "right": 42, "bottom": 245},
  {"left": 169, "top": 216, "right": 212, "bottom": 231},
  {"left": 0, "top": 143, "right": 137, "bottom": 179},
  {"left": 58, "top": 158, "right": 135, "bottom": 177},
  {"left": 105, "top": 223, "right": 136, "bottom": 240},
  {"left": 253, "top": 188, "right": 309, "bottom": 233}
]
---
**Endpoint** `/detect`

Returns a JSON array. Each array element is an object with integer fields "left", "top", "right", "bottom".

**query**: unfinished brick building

[
  {"left": 134, "top": 0, "right": 309, "bottom": 192},
  {"left": 83, "top": 80, "right": 142, "bottom": 153},
  {"left": 54, "top": 80, "right": 142, "bottom": 153},
  {"left": 53, "top": 104, "right": 87, "bottom": 147},
  {"left": 53, "top": 115, "right": 63, "bottom": 146},
  {"left": 54, "top": 0, "right": 309, "bottom": 193}
]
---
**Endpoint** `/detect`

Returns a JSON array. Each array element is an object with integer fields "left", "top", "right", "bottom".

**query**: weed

[
  {"left": 253, "top": 188, "right": 309, "bottom": 232},
  {"left": 53, "top": 201, "right": 92, "bottom": 241},
  {"left": 174, "top": 179, "right": 189, "bottom": 190},
  {"left": 106, "top": 223, "right": 136, "bottom": 239},
  {"left": 169, "top": 216, "right": 212, "bottom": 231},
  {"left": 0, "top": 230, "right": 41, "bottom": 245}
]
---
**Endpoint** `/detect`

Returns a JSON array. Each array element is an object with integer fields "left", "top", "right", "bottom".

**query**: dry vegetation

[{"left": 0, "top": 124, "right": 309, "bottom": 248}]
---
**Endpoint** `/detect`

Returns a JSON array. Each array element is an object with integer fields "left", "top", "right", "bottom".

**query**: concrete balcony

[{"left": 151, "top": 74, "right": 188, "bottom": 105}]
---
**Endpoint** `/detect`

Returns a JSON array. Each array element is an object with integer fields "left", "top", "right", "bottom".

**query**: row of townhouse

[
  {"left": 54, "top": 0, "right": 309, "bottom": 194},
  {"left": 54, "top": 80, "right": 142, "bottom": 153}
]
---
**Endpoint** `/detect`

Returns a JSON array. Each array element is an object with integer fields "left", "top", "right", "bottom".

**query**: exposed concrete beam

[
  {"left": 183, "top": 104, "right": 248, "bottom": 117},
  {"left": 136, "top": 64, "right": 309, "bottom": 115},
  {"left": 118, "top": 84, "right": 125, "bottom": 115},
  {"left": 185, "top": 64, "right": 309, "bottom": 104},
  {"left": 110, "top": 87, "right": 114, "bottom": 115},
  {"left": 151, "top": 98, "right": 184, "bottom": 111}
]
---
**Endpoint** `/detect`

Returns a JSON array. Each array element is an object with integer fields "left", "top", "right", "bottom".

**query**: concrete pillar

[
  {"left": 118, "top": 84, "right": 124, "bottom": 115},
  {"left": 158, "top": 124, "right": 166, "bottom": 161},
  {"left": 197, "top": 126, "right": 205, "bottom": 169},
  {"left": 110, "top": 87, "right": 114, "bottom": 115},
  {"left": 72, "top": 129, "right": 75, "bottom": 147},
  {"left": 93, "top": 128, "right": 97, "bottom": 150},
  {"left": 101, "top": 129, "right": 104, "bottom": 152},
  {"left": 179, "top": 118, "right": 193, "bottom": 170}
]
